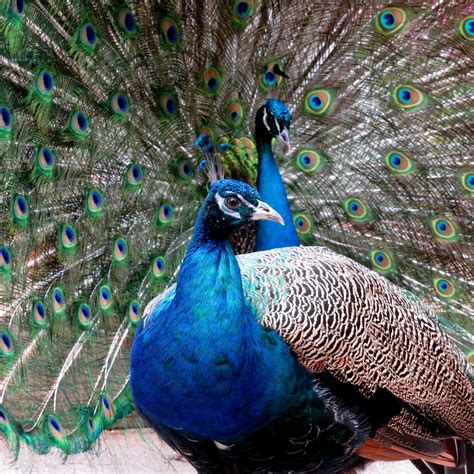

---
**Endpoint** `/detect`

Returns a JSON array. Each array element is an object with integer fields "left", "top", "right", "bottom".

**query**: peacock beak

[
  {"left": 276, "top": 128, "right": 290, "bottom": 153},
  {"left": 252, "top": 201, "right": 285, "bottom": 225}
]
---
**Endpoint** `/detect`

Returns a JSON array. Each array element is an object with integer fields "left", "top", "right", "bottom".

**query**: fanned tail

[
  {"left": 272, "top": 1, "right": 473, "bottom": 351},
  {"left": 0, "top": 0, "right": 271, "bottom": 454},
  {"left": 0, "top": 0, "right": 472, "bottom": 458}
]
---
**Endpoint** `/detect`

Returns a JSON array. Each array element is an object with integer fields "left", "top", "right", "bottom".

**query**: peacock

[
  {"left": 254, "top": 97, "right": 300, "bottom": 251},
  {"left": 130, "top": 167, "right": 473, "bottom": 472},
  {"left": 0, "top": 0, "right": 472, "bottom": 469}
]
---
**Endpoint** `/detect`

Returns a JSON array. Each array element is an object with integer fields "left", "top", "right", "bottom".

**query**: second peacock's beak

[
  {"left": 251, "top": 201, "right": 285, "bottom": 225},
  {"left": 276, "top": 128, "right": 291, "bottom": 153}
]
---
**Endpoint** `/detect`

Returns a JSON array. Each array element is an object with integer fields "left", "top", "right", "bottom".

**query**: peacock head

[
  {"left": 202, "top": 179, "right": 284, "bottom": 237},
  {"left": 255, "top": 98, "right": 292, "bottom": 152}
]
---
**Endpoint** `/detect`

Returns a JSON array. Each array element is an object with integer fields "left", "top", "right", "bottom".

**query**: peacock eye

[{"left": 224, "top": 197, "right": 241, "bottom": 210}]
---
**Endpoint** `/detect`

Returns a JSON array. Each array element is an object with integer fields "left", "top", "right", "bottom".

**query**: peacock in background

[{"left": 0, "top": 0, "right": 472, "bottom": 470}]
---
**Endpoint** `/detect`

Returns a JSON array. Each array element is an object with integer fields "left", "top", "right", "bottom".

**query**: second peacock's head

[
  {"left": 202, "top": 179, "right": 284, "bottom": 237},
  {"left": 255, "top": 99, "right": 292, "bottom": 152}
]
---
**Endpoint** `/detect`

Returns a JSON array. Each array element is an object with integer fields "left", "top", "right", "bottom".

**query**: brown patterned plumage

[{"left": 238, "top": 246, "right": 472, "bottom": 440}]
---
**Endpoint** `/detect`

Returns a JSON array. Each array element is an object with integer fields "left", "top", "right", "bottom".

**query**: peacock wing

[{"left": 237, "top": 246, "right": 473, "bottom": 441}]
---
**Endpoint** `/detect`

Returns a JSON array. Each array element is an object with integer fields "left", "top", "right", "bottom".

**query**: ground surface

[{"left": 0, "top": 429, "right": 417, "bottom": 473}]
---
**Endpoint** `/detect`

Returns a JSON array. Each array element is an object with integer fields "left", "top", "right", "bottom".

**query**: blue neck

[
  {"left": 133, "top": 210, "right": 304, "bottom": 442},
  {"left": 255, "top": 140, "right": 300, "bottom": 251},
  {"left": 174, "top": 228, "right": 245, "bottom": 314}
]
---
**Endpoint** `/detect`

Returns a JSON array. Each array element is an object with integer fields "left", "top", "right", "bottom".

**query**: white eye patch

[
  {"left": 215, "top": 193, "right": 258, "bottom": 219},
  {"left": 263, "top": 107, "right": 281, "bottom": 134},
  {"left": 274, "top": 116, "right": 281, "bottom": 133},
  {"left": 262, "top": 108, "right": 271, "bottom": 132}
]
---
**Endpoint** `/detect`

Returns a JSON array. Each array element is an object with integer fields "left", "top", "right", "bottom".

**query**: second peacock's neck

[{"left": 255, "top": 139, "right": 300, "bottom": 251}]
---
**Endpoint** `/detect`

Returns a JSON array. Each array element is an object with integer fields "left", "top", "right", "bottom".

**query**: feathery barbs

[{"left": 0, "top": 0, "right": 472, "bottom": 463}]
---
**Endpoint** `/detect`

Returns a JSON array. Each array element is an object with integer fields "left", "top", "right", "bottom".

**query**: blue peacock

[
  {"left": 0, "top": 0, "right": 472, "bottom": 471},
  {"left": 131, "top": 165, "right": 473, "bottom": 472}
]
